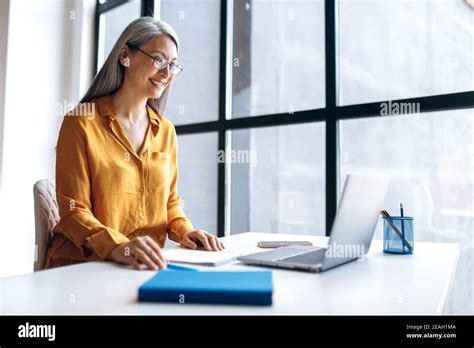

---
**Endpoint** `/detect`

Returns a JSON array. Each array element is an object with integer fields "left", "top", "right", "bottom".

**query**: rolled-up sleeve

[
  {"left": 166, "top": 126, "right": 194, "bottom": 243},
  {"left": 53, "top": 116, "right": 129, "bottom": 260}
]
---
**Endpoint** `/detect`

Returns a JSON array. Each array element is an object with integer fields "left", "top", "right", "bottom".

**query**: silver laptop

[{"left": 237, "top": 174, "right": 390, "bottom": 272}]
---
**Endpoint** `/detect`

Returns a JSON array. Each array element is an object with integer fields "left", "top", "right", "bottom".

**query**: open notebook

[{"left": 162, "top": 248, "right": 240, "bottom": 266}]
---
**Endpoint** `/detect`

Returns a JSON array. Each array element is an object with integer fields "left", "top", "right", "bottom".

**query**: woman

[{"left": 45, "top": 17, "right": 224, "bottom": 271}]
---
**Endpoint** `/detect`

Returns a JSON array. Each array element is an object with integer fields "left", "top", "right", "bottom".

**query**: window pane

[
  {"left": 338, "top": 0, "right": 474, "bottom": 105},
  {"left": 158, "top": 0, "right": 220, "bottom": 125},
  {"left": 230, "top": 123, "right": 325, "bottom": 235},
  {"left": 177, "top": 133, "right": 218, "bottom": 235},
  {"left": 98, "top": 0, "right": 141, "bottom": 70},
  {"left": 339, "top": 110, "right": 473, "bottom": 314},
  {"left": 232, "top": 0, "right": 325, "bottom": 118}
]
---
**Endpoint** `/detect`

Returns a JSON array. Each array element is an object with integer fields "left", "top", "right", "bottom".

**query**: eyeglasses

[{"left": 127, "top": 44, "right": 183, "bottom": 75}]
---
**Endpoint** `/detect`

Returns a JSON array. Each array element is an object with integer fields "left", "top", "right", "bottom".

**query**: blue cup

[{"left": 382, "top": 216, "right": 414, "bottom": 254}]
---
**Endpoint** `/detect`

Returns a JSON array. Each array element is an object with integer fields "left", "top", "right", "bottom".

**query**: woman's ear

[{"left": 120, "top": 46, "right": 130, "bottom": 67}]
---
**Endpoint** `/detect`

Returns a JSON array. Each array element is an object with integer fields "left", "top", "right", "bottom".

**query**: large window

[
  {"left": 230, "top": 122, "right": 326, "bottom": 235},
  {"left": 340, "top": 110, "right": 473, "bottom": 245},
  {"left": 159, "top": 0, "right": 221, "bottom": 125},
  {"left": 232, "top": 0, "right": 325, "bottom": 117},
  {"left": 97, "top": 0, "right": 474, "bottom": 313},
  {"left": 177, "top": 132, "right": 218, "bottom": 235},
  {"left": 96, "top": 0, "right": 142, "bottom": 71},
  {"left": 338, "top": 0, "right": 474, "bottom": 105}
]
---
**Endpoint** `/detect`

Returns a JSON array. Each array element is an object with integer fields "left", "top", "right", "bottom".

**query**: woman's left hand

[{"left": 181, "top": 229, "right": 225, "bottom": 251}]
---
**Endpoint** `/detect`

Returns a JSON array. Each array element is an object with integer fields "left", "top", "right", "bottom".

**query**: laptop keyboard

[{"left": 280, "top": 249, "right": 326, "bottom": 265}]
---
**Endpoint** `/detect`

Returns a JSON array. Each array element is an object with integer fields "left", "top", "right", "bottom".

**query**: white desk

[{"left": 0, "top": 232, "right": 459, "bottom": 315}]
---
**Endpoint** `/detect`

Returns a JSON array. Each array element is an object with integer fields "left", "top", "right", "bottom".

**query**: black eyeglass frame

[{"left": 127, "top": 44, "right": 183, "bottom": 75}]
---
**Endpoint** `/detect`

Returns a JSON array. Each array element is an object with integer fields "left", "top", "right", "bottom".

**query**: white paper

[{"left": 162, "top": 248, "right": 240, "bottom": 266}]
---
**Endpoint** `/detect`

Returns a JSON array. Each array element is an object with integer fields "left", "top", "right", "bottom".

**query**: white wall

[{"left": 0, "top": 0, "right": 95, "bottom": 277}]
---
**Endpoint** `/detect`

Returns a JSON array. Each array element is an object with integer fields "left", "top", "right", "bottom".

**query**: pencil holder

[{"left": 382, "top": 216, "right": 414, "bottom": 254}]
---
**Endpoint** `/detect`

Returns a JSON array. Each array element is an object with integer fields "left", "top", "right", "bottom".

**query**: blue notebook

[{"left": 138, "top": 271, "right": 273, "bottom": 306}]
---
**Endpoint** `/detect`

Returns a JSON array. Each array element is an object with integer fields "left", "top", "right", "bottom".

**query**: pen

[
  {"left": 400, "top": 201, "right": 405, "bottom": 251},
  {"left": 380, "top": 210, "right": 413, "bottom": 250},
  {"left": 166, "top": 263, "right": 199, "bottom": 272}
]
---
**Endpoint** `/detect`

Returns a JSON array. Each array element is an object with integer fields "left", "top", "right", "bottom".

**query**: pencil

[
  {"left": 400, "top": 201, "right": 406, "bottom": 252},
  {"left": 380, "top": 210, "right": 413, "bottom": 250}
]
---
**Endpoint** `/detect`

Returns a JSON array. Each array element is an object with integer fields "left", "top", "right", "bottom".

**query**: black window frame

[{"left": 96, "top": 0, "right": 474, "bottom": 237}]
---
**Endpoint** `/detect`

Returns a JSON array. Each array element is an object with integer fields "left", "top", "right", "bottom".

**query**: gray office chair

[{"left": 33, "top": 179, "right": 59, "bottom": 271}]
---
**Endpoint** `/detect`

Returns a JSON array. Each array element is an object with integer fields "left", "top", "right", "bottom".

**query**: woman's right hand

[{"left": 107, "top": 236, "right": 168, "bottom": 271}]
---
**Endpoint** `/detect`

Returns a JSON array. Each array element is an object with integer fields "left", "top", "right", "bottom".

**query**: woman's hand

[
  {"left": 181, "top": 229, "right": 225, "bottom": 251},
  {"left": 107, "top": 236, "right": 168, "bottom": 271}
]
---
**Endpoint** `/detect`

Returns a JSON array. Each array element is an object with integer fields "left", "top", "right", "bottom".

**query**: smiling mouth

[{"left": 150, "top": 78, "right": 166, "bottom": 89}]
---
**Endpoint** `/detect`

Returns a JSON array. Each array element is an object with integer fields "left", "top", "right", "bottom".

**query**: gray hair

[{"left": 80, "top": 16, "right": 180, "bottom": 115}]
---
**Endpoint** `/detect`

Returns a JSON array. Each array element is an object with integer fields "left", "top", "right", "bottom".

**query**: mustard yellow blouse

[{"left": 45, "top": 95, "right": 194, "bottom": 269}]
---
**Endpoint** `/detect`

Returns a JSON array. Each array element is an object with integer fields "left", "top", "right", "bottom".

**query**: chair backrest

[{"left": 33, "top": 179, "right": 59, "bottom": 271}]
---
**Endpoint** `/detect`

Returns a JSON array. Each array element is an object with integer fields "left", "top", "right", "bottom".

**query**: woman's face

[{"left": 124, "top": 35, "right": 179, "bottom": 99}]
